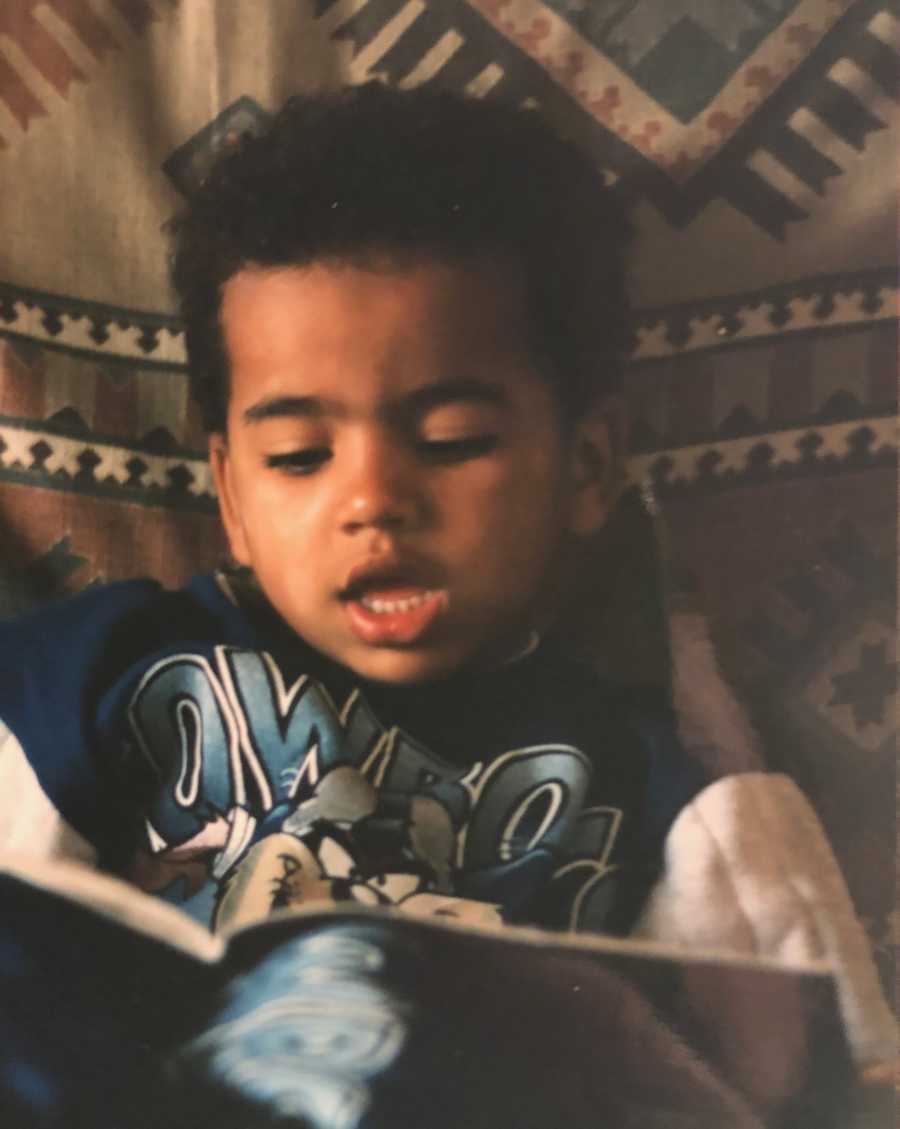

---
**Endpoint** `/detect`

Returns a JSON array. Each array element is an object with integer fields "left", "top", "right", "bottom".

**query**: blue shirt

[{"left": 0, "top": 572, "right": 706, "bottom": 934}]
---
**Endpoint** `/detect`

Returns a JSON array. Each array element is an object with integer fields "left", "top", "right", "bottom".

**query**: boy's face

[{"left": 211, "top": 257, "right": 609, "bottom": 684}]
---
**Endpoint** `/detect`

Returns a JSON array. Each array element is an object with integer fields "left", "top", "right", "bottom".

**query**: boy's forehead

[{"left": 219, "top": 256, "right": 541, "bottom": 404}]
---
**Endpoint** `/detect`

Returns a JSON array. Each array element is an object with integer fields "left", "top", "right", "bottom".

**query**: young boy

[{"left": 0, "top": 84, "right": 893, "bottom": 1071}]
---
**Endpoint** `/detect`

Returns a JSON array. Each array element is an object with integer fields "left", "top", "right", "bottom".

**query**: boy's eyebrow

[
  {"left": 242, "top": 380, "right": 507, "bottom": 425},
  {"left": 243, "top": 395, "right": 336, "bottom": 424},
  {"left": 401, "top": 378, "right": 508, "bottom": 415}
]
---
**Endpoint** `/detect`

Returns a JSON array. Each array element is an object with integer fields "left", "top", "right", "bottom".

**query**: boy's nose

[{"left": 337, "top": 434, "right": 425, "bottom": 535}]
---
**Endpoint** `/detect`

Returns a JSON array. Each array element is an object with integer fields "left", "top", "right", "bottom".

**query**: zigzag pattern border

[
  {"left": 0, "top": 285, "right": 181, "bottom": 368},
  {"left": 0, "top": 420, "right": 214, "bottom": 509},
  {"left": 630, "top": 270, "right": 898, "bottom": 361},
  {"left": 628, "top": 413, "right": 897, "bottom": 496},
  {"left": 1, "top": 268, "right": 895, "bottom": 366},
  {"left": 0, "top": 414, "right": 893, "bottom": 509},
  {"left": 0, "top": 0, "right": 173, "bottom": 149}
]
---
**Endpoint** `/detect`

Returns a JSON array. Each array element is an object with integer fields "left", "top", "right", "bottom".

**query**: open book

[{"left": 1, "top": 855, "right": 858, "bottom": 1129}]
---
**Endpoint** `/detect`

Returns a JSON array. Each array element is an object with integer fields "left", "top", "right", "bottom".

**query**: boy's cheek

[{"left": 444, "top": 455, "right": 555, "bottom": 507}]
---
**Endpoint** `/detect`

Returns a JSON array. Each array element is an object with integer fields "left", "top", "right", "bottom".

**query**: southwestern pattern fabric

[{"left": 0, "top": 0, "right": 896, "bottom": 999}]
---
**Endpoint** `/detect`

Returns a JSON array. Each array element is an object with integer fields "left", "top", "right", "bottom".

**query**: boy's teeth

[{"left": 360, "top": 590, "right": 434, "bottom": 614}]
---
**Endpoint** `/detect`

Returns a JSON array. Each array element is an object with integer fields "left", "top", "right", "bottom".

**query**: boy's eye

[
  {"left": 265, "top": 448, "right": 332, "bottom": 475},
  {"left": 417, "top": 435, "right": 499, "bottom": 463}
]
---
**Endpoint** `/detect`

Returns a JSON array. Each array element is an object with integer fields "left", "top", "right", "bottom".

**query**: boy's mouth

[
  {"left": 343, "top": 586, "right": 448, "bottom": 646},
  {"left": 339, "top": 563, "right": 448, "bottom": 646}
]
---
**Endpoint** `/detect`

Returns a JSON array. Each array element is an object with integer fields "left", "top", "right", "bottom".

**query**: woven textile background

[{"left": 0, "top": 0, "right": 896, "bottom": 995}]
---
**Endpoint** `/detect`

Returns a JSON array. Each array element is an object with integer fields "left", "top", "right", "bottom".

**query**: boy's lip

[
  {"left": 338, "top": 555, "right": 448, "bottom": 646},
  {"left": 337, "top": 554, "right": 444, "bottom": 603},
  {"left": 343, "top": 588, "right": 449, "bottom": 646}
]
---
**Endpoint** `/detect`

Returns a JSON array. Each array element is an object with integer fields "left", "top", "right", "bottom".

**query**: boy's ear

[
  {"left": 567, "top": 395, "right": 627, "bottom": 538},
  {"left": 208, "top": 434, "right": 251, "bottom": 566}
]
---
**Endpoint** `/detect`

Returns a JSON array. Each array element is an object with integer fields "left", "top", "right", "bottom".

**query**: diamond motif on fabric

[
  {"left": 828, "top": 637, "right": 897, "bottom": 732},
  {"left": 543, "top": 0, "right": 801, "bottom": 122},
  {"left": 805, "top": 618, "right": 897, "bottom": 751},
  {"left": 310, "top": 0, "right": 893, "bottom": 235},
  {"left": 738, "top": 519, "right": 896, "bottom": 757},
  {"left": 0, "top": 535, "right": 91, "bottom": 618}
]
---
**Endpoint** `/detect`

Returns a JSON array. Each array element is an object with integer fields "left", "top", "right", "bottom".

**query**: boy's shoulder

[
  {"left": 0, "top": 573, "right": 268, "bottom": 852},
  {"left": 0, "top": 572, "right": 252, "bottom": 663},
  {"left": 3, "top": 576, "right": 168, "bottom": 651},
  {"left": 0, "top": 572, "right": 257, "bottom": 742}
]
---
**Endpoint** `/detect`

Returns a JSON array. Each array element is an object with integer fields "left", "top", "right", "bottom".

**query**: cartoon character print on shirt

[{"left": 125, "top": 646, "right": 623, "bottom": 933}]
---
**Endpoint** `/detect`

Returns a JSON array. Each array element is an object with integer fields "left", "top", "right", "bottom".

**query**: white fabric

[
  {"left": 0, "top": 719, "right": 96, "bottom": 865},
  {"left": 635, "top": 771, "right": 897, "bottom": 1066}
]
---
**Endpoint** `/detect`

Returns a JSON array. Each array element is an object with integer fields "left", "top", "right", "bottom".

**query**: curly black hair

[{"left": 169, "top": 82, "right": 632, "bottom": 434}]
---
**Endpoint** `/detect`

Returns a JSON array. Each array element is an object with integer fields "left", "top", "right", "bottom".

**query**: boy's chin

[
  {"left": 336, "top": 643, "right": 473, "bottom": 686},
  {"left": 331, "top": 627, "right": 536, "bottom": 685}
]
